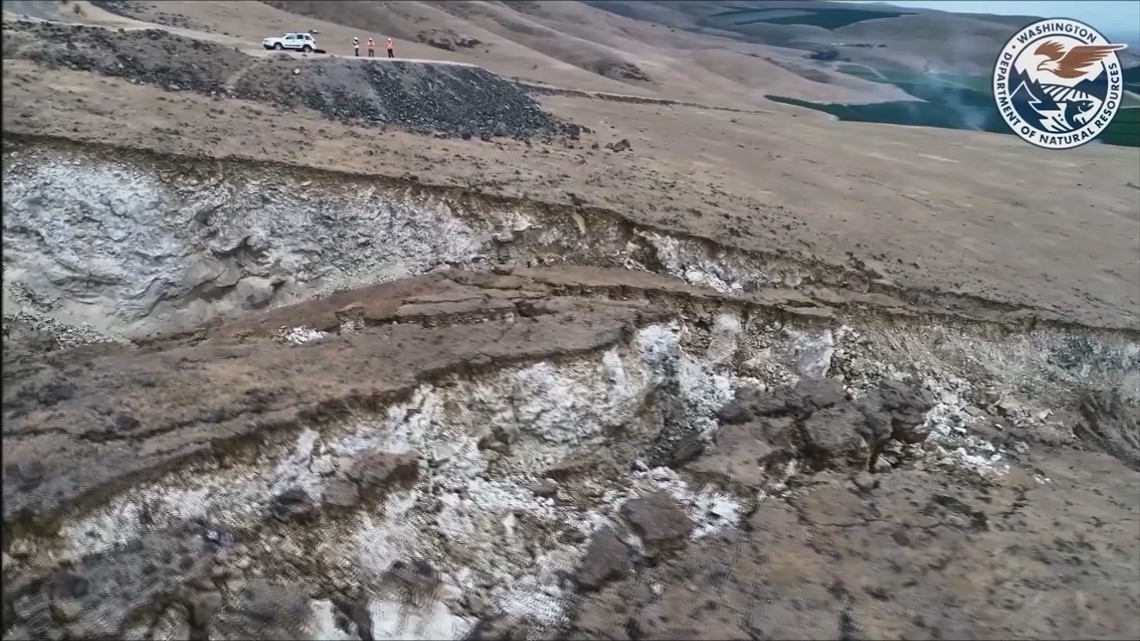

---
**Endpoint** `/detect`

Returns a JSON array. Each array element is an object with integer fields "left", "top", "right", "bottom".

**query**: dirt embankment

[
  {"left": 10, "top": 135, "right": 1140, "bottom": 347},
  {"left": 5, "top": 48, "right": 1137, "bottom": 333},
  {"left": 88, "top": 0, "right": 214, "bottom": 32},
  {"left": 2, "top": 10, "right": 1139, "bottom": 641},
  {"left": 3, "top": 144, "right": 1139, "bottom": 640},
  {"left": 2, "top": 108, "right": 1137, "bottom": 641},
  {"left": 3, "top": 264, "right": 1138, "bottom": 640},
  {"left": 2, "top": 19, "right": 579, "bottom": 139}
]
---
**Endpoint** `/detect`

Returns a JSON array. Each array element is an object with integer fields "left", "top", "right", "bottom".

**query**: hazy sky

[{"left": 843, "top": 1, "right": 1140, "bottom": 37}]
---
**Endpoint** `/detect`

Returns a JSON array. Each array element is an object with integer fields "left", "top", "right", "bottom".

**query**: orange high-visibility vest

[
  {"left": 387, "top": 38, "right": 394, "bottom": 50},
  {"left": 367, "top": 38, "right": 375, "bottom": 49}
]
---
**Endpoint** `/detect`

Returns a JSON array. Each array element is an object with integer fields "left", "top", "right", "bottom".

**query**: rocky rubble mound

[
  {"left": 2, "top": 20, "right": 575, "bottom": 139},
  {"left": 2, "top": 21, "right": 245, "bottom": 94},
  {"left": 706, "top": 378, "right": 935, "bottom": 474},
  {"left": 233, "top": 57, "right": 566, "bottom": 138},
  {"left": 566, "top": 380, "right": 1140, "bottom": 641}
]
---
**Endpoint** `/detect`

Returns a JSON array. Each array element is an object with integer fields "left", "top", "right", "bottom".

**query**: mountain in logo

[
  {"left": 1070, "top": 72, "right": 1109, "bottom": 102},
  {"left": 1008, "top": 66, "right": 1057, "bottom": 130}
]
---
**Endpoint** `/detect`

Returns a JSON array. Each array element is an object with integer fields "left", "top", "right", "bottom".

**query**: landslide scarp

[{"left": 2, "top": 112, "right": 1139, "bottom": 641}]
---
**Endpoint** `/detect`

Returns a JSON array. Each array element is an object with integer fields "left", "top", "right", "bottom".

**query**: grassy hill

[
  {"left": 67, "top": 0, "right": 1140, "bottom": 144},
  {"left": 585, "top": 0, "right": 1041, "bottom": 74},
  {"left": 242, "top": 0, "right": 916, "bottom": 105}
]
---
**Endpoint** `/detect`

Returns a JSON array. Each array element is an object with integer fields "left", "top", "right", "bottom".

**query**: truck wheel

[
  {"left": 274, "top": 43, "right": 284, "bottom": 50},
  {"left": 302, "top": 45, "right": 312, "bottom": 53}
]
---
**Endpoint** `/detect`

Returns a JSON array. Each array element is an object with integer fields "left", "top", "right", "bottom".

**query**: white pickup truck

[{"left": 261, "top": 32, "right": 323, "bottom": 53}]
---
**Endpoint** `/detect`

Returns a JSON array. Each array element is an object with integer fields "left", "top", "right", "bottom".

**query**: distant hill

[
  {"left": 584, "top": 1, "right": 1140, "bottom": 74},
  {"left": 59, "top": 0, "right": 1140, "bottom": 112},
  {"left": 248, "top": 0, "right": 916, "bottom": 105}
]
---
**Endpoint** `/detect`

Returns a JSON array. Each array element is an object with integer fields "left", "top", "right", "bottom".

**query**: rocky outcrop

[
  {"left": 570, "top": 453, "right": 1140, "bottom": 640},
  {"left": 621, "top": 491, "right": 694, "bottom": 555},
  {"left": 705, "top": 378, "right": 935, "bottom": 473}
]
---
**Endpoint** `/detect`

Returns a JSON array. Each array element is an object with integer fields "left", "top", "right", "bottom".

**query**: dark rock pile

[
  {"left": 3, "top": 21, "right": 245, "bottom": 94},
  {"left": 684, "top": 376, "right": 934, "bottom": 476},
  {"left": 3, "top": 524, "right": 221, "bottom": 639},
  {"left": 233, "top": 58, "right": 570, "bottom": 138},
  {"left": 3, "top": 20, "right": 578, "bottom": 139},
  {"left": 590, "top": 60, "right": 651, "bottom": 83},
  {"left": 568, "top": 378, "right": 1140, "bottom": 640}
]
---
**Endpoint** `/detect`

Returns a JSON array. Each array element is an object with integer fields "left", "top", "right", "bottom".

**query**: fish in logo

[{"left": 992, "top": 18, "right": 1128, "bottom": 150}]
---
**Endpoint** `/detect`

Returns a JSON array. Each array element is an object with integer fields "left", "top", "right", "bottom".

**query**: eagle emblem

[
  {"left": 1033, "top": 41, "right": 1127, "bottom": 79},
  {"left": 992, "top": 18, "right": 1127, "bottom": 150}
]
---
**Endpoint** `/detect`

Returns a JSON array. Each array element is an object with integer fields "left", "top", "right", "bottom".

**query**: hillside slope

[
  {"left": 585, "top": 1, "right": 1140, "bottom": 73},
  {"left": 76, "top": 0, "right": 911, "bottom": 106},
  {"left": 12, "top": 0, "right": 1138, "bottom": 109},
  {"left": 584, "top": 0, "right": 1024, "bottom": 72}
]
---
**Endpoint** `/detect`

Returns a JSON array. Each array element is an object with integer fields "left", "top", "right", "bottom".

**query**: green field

[
  {"left": 1101, "top": 107, "right": 1140, "bottom": 147},
  {"left": 835, "top": 65, "right": 992, "bottom": 92},
  {"left": 837, "top": 64, "right": 1140, "bottom": 106},
  {"left": 766, "top": 93, "right": 1140, "bottom": 148},
  {"left": 709, "top": 7, "right": 912, "bottom": 29},
  {"left": 1124, "top": 66, "right": 1140, "bottom": 93},
  {"left": 768, "top": 64, "right": 1140, "bottom": 148}
]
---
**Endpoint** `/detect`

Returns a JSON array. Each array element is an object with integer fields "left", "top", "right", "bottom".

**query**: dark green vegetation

[
  {"left": 764, "top": 94, "right": 1000, "bottom": 132},
  {"left": 707, "top": 7, "right": 912, "bottom": 29},
  {"left": 1104, "top": 107, "right": 1140, "bottom": 147},
  {"left": 767, "top": 64, "right": 1140, "bottom": 148},
  {"left": 1124, "top": 66, "right": 1140, "bottom": 93},
  {"left": 836, "top": 65, "right": 991, "bottom": 92},
  {"left": 766, "top": 94, "right": 1140, "bottom": 148}
]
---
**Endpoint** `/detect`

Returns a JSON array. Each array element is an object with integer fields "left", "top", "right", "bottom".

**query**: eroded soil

[
  {"left": 3, "top": 6, "right": 1139, "bottom": 641},
  {"left": 4, "top": 267, "right": 1139, "bottom": 640},
  {"left": 3, "top": 19, "right": 1139, "bottom": 331}
]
